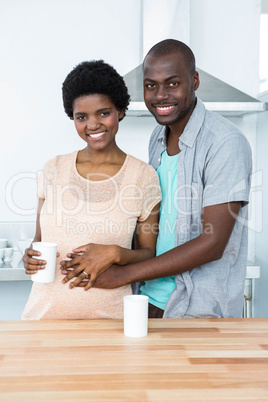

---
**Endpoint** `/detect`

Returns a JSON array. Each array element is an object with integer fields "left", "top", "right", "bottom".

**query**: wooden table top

[{"left": 0, "top": 318, "right": 268, "bottom": 401}]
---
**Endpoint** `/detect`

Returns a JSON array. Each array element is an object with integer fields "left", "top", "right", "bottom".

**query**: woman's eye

[{"left": 77, "top": 116, "right": 86, "bottom": 121}]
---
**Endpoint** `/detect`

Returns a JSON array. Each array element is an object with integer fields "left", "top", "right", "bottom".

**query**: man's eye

[
  {"left": 101, "top": 112, "right": 109, "bottom": 117},
  {"left": 169, "top": 81, "right": 179, "bottom": 87},
  {"left": 146, "top": 83, "right": 156, "bottom": 89}
]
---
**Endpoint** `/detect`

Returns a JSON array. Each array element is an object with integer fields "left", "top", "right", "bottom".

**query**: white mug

[
  {"left": 124, "top": 295, "right": 149, "bottom": 337},
  {"left": 32, "top": 242, "right": 57, "bottom": 283}
]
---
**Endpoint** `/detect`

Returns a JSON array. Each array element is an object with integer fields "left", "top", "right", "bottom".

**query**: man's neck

[{"left": 166, "top": 126, "right": 181, "bottom": 156}]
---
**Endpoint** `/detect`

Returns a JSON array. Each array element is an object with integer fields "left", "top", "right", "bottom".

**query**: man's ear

[{"left": 193, "top": 71, "right": 200, "bottom": 91}]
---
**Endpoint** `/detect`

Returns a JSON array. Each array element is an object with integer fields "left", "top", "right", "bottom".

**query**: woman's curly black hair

[{"left": 62, "top": 60, "right": 130, "bottom": 121}]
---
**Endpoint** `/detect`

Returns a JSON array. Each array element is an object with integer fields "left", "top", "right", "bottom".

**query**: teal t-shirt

[{"left": 139, "top": 150, "right": 177, "bottom": 310}]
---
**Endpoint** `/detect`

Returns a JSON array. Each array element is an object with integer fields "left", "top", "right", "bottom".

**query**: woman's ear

[{"left": 118, "top": 109, "right": 125, "bottom": 120}]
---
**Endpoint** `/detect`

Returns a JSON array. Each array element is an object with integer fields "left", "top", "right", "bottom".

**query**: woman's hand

[
  {"left": 60, "top": 243, "right": 118, "bottom": 290},
  {"left": 23, "top": 247, "right": 60, "bottom": 275},
  {"left": 23, "top": 247, "right": 46, "bottom": 275}
]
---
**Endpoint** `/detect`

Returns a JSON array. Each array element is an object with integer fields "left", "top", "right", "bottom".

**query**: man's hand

[
  {"left": 60, "top": 243, "right": 118, "bottom": 290},
  {"left": 61, "top": 264, "right": 128, "bottom": 290}
]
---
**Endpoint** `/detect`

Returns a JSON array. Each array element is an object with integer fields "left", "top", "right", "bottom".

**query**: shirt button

[
  {"left": 162, "top": 141, "right": 164, "bottom": 146},
  {"left": 158, "top": 157, "right": 161, "bottom": 163}
]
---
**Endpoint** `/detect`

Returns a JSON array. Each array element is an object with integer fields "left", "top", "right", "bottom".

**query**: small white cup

[
  {"left": 32, "top": 242, "right": 57, "bottom": 283},
  {"left": 0, "top": 248, "right": 5, "bottom": 263},
  {"left": 4, "top": 248, "right": 13, "bottom": 263},
  {"left": 123, "top": 295, "right": 149, "bottom": 337},
  {"left": 0, "top": 238, "right": 8, "bottom": 248}
]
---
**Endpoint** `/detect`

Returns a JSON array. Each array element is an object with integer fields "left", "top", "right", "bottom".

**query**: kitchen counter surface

[{"left": 0, "top": 318, "right": 268, "bottom": 401}]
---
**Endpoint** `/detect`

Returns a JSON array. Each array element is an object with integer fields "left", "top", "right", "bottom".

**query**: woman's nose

[{"left": 87, "top": 120, "right": 101, "bottom": 130}]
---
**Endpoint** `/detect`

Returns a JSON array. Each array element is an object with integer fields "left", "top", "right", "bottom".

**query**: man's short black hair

[
  {"left": 145, "top": 39, "right": 196, "bottom": 75},
  {"left": 62, "top": 60, "right": 130, "bottom": 121}
]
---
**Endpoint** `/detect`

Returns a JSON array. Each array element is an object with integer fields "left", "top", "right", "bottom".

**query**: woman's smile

[{"left": 86, "top": 131, "right": 107, "bottom": 140}]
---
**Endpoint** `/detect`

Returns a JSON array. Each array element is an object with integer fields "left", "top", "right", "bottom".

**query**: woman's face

[{"left": 73, "top": 94, "right": 124, "bottom": 152}]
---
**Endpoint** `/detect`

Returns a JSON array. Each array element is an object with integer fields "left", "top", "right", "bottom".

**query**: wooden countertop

[{"left": 0, "top": 319, "right": 268, "bottom": 401}]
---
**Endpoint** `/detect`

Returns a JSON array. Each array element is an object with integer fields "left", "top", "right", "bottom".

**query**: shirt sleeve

[
  {"left": 138, "top": 164, "right": 162, "bottom": 222},
  {"left": 203, "top": 133, "right": 252, "bottom": 208}
]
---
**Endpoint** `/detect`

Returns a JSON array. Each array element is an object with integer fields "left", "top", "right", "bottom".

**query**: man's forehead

[{"left": 143, "top": 53, "right": 185, "bottom": 76}]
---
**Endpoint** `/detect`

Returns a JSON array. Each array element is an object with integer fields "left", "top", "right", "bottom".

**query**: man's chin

[
  {"left": 153, "top": 114, "right": 179, "bottom": 126},
  {"left": 146, "top": 107, "right": 178, "bottom": 126}
]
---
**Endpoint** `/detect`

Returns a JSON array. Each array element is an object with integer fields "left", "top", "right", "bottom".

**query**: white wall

[
  {"left": 0, "top": 0, "right": 145, "bottom": 222},
  {"left": 190, "top": 0, "right": 261, "bottom": 97}
]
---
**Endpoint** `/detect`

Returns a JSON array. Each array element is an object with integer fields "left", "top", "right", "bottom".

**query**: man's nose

[{"left": 155, "top": 85, "right": 169, "bottom": 101}]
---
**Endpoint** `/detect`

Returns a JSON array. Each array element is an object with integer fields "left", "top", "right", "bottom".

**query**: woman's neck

[{"left": 76, "top": 146, "right": 127, "bottom": 181}]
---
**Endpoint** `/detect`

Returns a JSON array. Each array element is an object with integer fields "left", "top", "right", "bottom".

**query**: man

[{"left": 62, "top": 39, "right": 252, "bottom": 318}]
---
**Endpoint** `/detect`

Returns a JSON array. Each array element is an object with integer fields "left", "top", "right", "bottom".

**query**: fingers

[
  {"left": 60, "top": 255, "right": 81, "bottom": 268},
  {"left": 66, "top": 252, "right": 83, "bottom": 258},
  {"left": 84, "top": 274, "right": 97, "bottom": 291},
  {"left": 60, "top": 267, "right": 93, "bottom": 290},
  {"left": 77, "top": 281, "right": 87, "bottom": 287},
  {"left": 61, "top": 264, "right": 83, "bottom": 284},
  {"left": 72, "top": 244, "right": 90, "bottom": 253},
  {"left": 68, "top": 271, "right": 89, "bottom": 289},
  {"left": 23, "top": 248, "right": 47, "bottom": 275},
  {"left": 60, "top": 266, "right": 74, "bottom": 275}
]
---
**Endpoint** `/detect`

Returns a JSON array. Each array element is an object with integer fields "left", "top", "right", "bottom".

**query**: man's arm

[{"left": 92, "top": 201, "right": 241, "bottom": 288}]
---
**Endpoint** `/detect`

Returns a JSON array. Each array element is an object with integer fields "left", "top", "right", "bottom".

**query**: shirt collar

[
  {"left": 180, "top": 97, "right": 206, "bottom": 148},
  {"left": 155, "top": 97, "right": 206, "bottom": 149}
]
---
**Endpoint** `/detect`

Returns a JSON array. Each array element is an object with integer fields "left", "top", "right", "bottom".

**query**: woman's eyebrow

[
  {"left": 74, "top": 107, "right": 112, "bottom": 116},
  {"left": 96, "top": 107, "right": 112, "bottom": 113}
]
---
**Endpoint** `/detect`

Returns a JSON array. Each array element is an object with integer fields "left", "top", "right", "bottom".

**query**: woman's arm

[
  {"left": 60, "top": 203, "right": 160, "bottom": 290},
  {"left": 23, "top": 198, "right": 46, "bottom": 274}
]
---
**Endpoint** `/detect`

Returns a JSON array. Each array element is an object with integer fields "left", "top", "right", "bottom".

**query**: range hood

[{"left": 124, "top": 64, "right": 268, "bottom": 117}]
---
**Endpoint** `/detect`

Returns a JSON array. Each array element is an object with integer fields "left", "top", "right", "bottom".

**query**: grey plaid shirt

[{"left": 148, "top": 97, "right": 252, "bottom": 318}]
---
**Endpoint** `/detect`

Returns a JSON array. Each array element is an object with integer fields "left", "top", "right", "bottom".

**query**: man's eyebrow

[
  {"left": 144, "top": 75, "right": 181, "bottom": 82},
  {"left": 165, "top": 75, "right": 181, "bottom": 81}
]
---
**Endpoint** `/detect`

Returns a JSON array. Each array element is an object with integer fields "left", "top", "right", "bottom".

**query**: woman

[{"left": 22, "top": 60, "right": 161, "bottom": 319}]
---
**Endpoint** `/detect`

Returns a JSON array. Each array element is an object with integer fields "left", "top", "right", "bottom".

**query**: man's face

[{"left": 143, "top": 52, "right": 199, "bottom": 127}]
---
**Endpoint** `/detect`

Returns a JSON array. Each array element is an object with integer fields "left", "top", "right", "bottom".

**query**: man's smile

[{"left": 154, "top": 105, "right": 176, "bottom": 115}]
